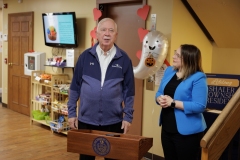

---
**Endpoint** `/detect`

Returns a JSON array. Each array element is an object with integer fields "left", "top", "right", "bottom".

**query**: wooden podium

[{"left": 67, "top": 129, "right": 153, "bottom": 160}]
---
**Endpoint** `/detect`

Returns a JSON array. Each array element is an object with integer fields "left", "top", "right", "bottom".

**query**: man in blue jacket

[{"left": 67, "top": 18, "right": 135, "bottom": 160}]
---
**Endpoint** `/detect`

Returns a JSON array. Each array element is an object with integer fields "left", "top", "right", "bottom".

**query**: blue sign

[{"left": 206, "top": 73, "right": 240, "bottom": 110}]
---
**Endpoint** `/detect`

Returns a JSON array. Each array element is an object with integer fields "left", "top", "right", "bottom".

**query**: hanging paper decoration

[
  {"left": 93, "top": 8, "right": 102, "bottom": 21},
  {"left": 90, "top": 27, "right": 97, "bottom": 39},
  {"left": 136, "top": 50, "right": 142, "bottom": 60},
  {"left": 164, "top": 59, "right": 170, "bottom": 66},
  {"left": 138, "top": 28, "right": 149, "bottom": 43},
  {"left": 90, "top": 8, "right": 102, "bottom": 46},
  {"left": 137, "top": 5, "right": 150, "bottom": 20}
]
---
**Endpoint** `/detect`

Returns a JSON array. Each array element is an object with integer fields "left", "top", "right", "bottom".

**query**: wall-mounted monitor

[{"left": 42, "top": 12, "right": 78, "bottom": 48}]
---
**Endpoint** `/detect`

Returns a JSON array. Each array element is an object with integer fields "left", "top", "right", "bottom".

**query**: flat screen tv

[{"left": 42, "top": 12, "right": 78, "bottom": 48}]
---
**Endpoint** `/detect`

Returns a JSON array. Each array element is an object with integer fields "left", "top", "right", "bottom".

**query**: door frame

[{"left": 96, "top": 0, "right": 146, "bottom": 135}]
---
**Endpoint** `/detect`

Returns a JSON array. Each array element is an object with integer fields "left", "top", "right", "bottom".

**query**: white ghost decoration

[{"left": 133, "top": 30, "right": 169, "bottom": 79}]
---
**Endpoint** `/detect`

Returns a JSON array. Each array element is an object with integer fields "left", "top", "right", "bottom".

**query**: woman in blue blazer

[{"left": 156, "top": 44, "right": 208, "bottom": 160}]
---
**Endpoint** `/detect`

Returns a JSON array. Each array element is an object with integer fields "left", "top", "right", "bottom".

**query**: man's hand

[
  {"left": 121, "top": 120, "right": 131, "bottom": 134},
  {"left": 68, "top": 117, "right": 78, "bottom": 129}
]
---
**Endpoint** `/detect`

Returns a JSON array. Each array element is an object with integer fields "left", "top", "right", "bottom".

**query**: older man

[{"left": 67, "top": 18, "right": 135, "bottom": 160}]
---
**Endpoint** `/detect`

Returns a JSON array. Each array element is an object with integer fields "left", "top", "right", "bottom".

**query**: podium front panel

[{"left": 67, "top": 129, "right": 153, "bottom": 160}]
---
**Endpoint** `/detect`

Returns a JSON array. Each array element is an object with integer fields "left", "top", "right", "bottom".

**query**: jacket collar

[{"left": 89, "top": 42, "right": 122, "bottom": 59}]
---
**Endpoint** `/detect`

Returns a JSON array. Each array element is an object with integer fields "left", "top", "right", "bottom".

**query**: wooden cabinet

[{"left": 30, "top": 71, "right": 70, "bottom": 135}]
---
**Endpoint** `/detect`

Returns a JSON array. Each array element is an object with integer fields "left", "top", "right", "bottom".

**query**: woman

[{"left": 155, "top": 44, "right": 208, "bottom": 160}]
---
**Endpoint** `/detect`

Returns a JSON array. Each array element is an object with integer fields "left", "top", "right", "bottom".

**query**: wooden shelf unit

[{"left": 30, "top": 71, "right": 70, "bottom": 135}]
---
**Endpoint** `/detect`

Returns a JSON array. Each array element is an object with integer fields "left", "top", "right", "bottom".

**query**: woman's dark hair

[{"left": 179, "top": 44, "right": 203, "bottom": 79}]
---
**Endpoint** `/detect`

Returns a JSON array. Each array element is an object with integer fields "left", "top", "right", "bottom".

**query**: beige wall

[
  {"left": 0, "top": 6, "right": 2, "bottom": 89},
  {"left": 212, "top": 43, "right": 240, "bottom": 74},
  {"left": 2, "top": 0, "right": 240, "bottom": 158},
  {"left": 171, "top": 0, "right": 213, "bottom": 73}
]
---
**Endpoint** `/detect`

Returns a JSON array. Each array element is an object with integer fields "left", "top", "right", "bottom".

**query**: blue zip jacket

[
  {"left": 68, "top": 43, "right": 135, "bottom": 126},
  {"left": 156, "top": 66, "right": 207, "bottom": 135}
]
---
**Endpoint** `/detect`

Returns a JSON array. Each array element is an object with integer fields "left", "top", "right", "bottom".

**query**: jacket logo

[
  {"left": 90, "top": 62, "right": 94, "bottom": 65},
  {"left": 112, "top": 64, "right": 122, "bottom": 69}
]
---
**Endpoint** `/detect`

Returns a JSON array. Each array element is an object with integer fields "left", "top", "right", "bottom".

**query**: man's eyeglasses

[
  {"left": 99, "top": 28, "right": 115, "bottom": 34},
  {"left": 173, "top": 50, "right": 181, "bottom": 59}
]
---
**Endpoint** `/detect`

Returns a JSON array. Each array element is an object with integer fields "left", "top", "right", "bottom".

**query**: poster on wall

[
  {"left": 155, "top": 60, "right": 170, "bottom": 85},
  {"left": 155, "top": 63, "right": 168, "bottom": 86},
  {"left": 206, "top": 73, "right": 240, "bottom": 110}
]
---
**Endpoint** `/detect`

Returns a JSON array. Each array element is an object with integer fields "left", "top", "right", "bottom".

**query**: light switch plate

[
  {"left": 146, "top": 75, "right": 155, "bottom": 91},
  {"left": 3, "top": 34, "right": 8, "bottom": 41}
]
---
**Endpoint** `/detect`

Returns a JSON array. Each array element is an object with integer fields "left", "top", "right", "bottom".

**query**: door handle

[{"left": 8, "top": 63, "right": 12, "bottom": 66}]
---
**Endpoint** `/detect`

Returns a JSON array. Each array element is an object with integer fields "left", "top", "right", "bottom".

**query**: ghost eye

[{"left": 146, "top": 41, "right": 148, "bottom": 43}]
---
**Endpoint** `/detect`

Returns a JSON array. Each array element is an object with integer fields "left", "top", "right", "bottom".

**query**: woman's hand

[{"left": 157, "top": 95, "right": 173, "bottom": 108}]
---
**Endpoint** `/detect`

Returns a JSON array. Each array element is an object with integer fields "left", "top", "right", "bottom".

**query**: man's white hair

[{"left": 97, "top": 18, "right": 118, "bottom": 32}]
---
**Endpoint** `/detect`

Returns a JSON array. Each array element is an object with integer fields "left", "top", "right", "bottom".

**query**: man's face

[{"left": 96, "top": 20, "right": 117, "bottom": 50}]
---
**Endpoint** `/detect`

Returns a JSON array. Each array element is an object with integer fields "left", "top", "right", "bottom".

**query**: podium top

[{"left": 69, "top": 129, "right": 149, "bottom": 140}]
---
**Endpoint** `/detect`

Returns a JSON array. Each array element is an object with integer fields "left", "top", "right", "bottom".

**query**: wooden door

[
  {"left": 97, "top": 0, "right": 146, "bottom": 135},
  {"left": 8, "top": 12, "right": 34, "bottom": 116}
]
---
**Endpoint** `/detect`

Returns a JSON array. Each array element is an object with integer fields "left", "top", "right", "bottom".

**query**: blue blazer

[{"left": 156, "top": 66, "right": 208, "bottom": 135}]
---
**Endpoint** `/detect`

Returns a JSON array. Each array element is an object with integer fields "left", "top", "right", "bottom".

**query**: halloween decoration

[{"left": 133, "top": 30, "right": 168, "bottom": 79}]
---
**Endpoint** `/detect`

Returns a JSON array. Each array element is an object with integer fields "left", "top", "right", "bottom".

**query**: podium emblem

[{"left": 92, "top": 137, "right": 110, "bottom": 156}]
